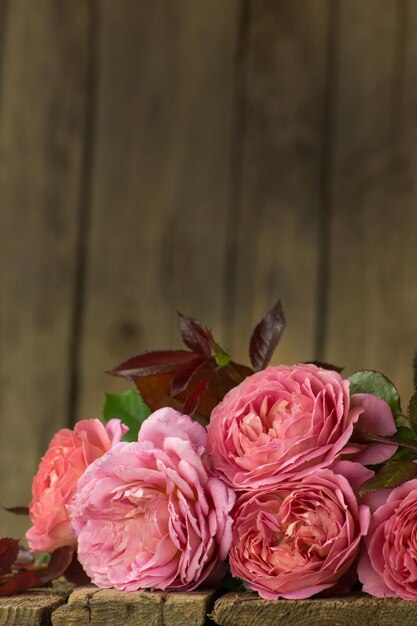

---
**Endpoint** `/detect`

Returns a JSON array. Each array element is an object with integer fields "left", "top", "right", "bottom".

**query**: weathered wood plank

[
  {"left": 325, "top": 0, "right": 417, "bottom": 401},
  {"left": 52, "top": 585, "right": 216, "bottom": 626},
  {"left": 0, "top": 581, "right": 71, "bottom": 626},
  {"left": 77, "top": 0, "right": 241, "bottom": 419},
  {"left": 211, "top": 592, "right": 417, "bottom": 626},
  {"left": 0, "top": 0, "right": 90, "bottom": 537},
  {"left": 229, "top": 0, "right": 330, "bottom": 365}
]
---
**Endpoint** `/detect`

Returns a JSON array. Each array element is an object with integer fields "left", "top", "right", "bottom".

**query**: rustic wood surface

[
  {"left": 211, "top": 592, "right": 417, "bottom": 626},
  {"left": 325, "top": 0, "right": 417, "bottom": 403},
  {"left": 51, "top": 585, "right": 216, "bottom": 626},
  {"left": 230, "top": 0, "right": 329, "bottom": 366},
  {"left": 0, "top": 580, "right": 72, "bottom": 626},
  {"left": 1, "top": 587, "right": 417, "bottom": 626},
  {"left": 1, "top": 0, "right": 417, "bottom": 534},
  {"left": 77, "top": 0, "right": 241, "bottom": 420},
  {"left": 0, "top": 0, "right": 89, "bottom": 537}
]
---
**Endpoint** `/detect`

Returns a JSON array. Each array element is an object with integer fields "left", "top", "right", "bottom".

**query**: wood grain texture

[
  {"left": 229, "top": 0, "right": 330, "bottom": 366},
  {"left": 52, "top": 585, "right": 216, "bottom": 626},
  {"left": 211, "top": 592, "right": 417, "bottom": 626},
  {"left": 0, "top": 585, "right": 69, "bottom": 626},
  {"left": 77, "top": 0, "right": 241, "bottom": 420},
  {"left": 0, "top": 0, "right": 89, "bottom": 536},
  {"left": 324, "top": 0, "right": 417, "bottom": 401}
]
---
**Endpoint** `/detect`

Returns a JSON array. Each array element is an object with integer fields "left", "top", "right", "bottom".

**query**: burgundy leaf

[
  {"left": 0, "top": 539, "right": 19, "bottom": 575},
  {"left": 109, "top": 350, "right": 198, "bottom": 378},
  {"left": 0, "top": 569, "right": 39, "bottom": 596},
  {"left": 63, "top": 552, "right": 90, "bottom": 585},
  {"left": 170, "top": 356, "right": 208, "bottom": 397},
  {"left": 178, "top": 312, "right": 213, "bottom": 357},
  {"left": 304, "top": 360, "right": 344, "bottom": 374},
  {"left": 1, "top": 505, "right": 29, "bottom": 516},
  {"left": 38, "top": 546, "right": 74, "bottom": 584},
  {"left": 183, "top": 373, "right": 214, "bottom": 415},
  {"left": 249, "top": 299, "right": 286, "bottom": 371},
  {"left": 130, "top": 373, "right": 183, "bottom": 412}
]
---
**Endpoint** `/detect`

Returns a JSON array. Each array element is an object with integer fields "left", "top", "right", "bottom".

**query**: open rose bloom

[
  {"left": 230, "top": 468, "right": 370, "bottom": 599},
  {"left": 26, "top": 419, "right": 127, "bottom": 552},
  {"left": 358, "top": 479, "right": 417, "bottom": 599},
  {"left": 207, "top": 364, "right": 395, "bottom": 490},
  {"left": 69, "top": 408, "right": 235, "bottom": 591}
]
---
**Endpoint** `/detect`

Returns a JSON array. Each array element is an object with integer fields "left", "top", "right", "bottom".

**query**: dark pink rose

[
  {"left": 207, "top": 364, "right": 395, "bottom": 490},
  {"left": 358, "top": 478, "right": 417, "bottom": 599},
  {"left": 26, "top": 419, "right": 127, "bottom": 552},
  {"left": 230, "top": 467, "right": 370, "bottom": 599},
  {"left": 69, "top": 408, "right": 235, "bottom": 591}
]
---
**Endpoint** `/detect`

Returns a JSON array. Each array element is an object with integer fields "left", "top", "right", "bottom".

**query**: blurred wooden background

[{"left": 1, "top": 0, "right": 417, "bottom": 537}]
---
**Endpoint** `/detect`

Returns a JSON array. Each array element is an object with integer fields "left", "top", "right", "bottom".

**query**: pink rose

[
  {"left": 26, "top": 419, "right": 127, "bottom": 552},
  {"left": 207, "top": 364, "right": 395, "bottom": 490},
  {"left": 69, "top": 408, "right": 236, "bottom": 591},
  {"left": 358, "top": 478, "right": 417, "bottom": 599},
  {"left": 229, "top": 467, "right": 370, "bottom": 599}
]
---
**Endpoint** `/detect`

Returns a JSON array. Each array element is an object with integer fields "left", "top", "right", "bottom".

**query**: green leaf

[
  {"left": 212, "top": 341, "right": 231, "bottom": 367},
  {"left": 395, "top": 416, "right": 411, "bottom": 429},
  {"left": 359, "top": 459, "right": 417, "bottom": 495},
  {"left": 349, "top": 370, "right": 401, "bottom": 416},
  {"left": 396, "top": 426, "right": 417, "bottom": 443},
  {"left": 35, "top": 552, "right": 51, "bottom": 566},
  {"left": 221, "top": 570, "right": 247, "bottom": 592},
  {"left": 408, "top": 390, "right": 417, "bottom": 433},
  {"left": 102, "top": 390, "right": 151, "bottom": 442},
  {"left": 389, "top": 446, "right": 417, "bottom": 463}
]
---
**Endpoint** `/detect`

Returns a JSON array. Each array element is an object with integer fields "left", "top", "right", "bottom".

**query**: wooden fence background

[{"left": 1, "top": 0, "right": 417, "bottom": 538}]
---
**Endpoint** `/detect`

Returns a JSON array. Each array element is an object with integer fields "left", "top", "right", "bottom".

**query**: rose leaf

[
  {"left": 177, "top": 312, "right": 213, "bottom": 357},
  {"left": 109, "top": 350, "right": 199, "bottom": 378},
  {"left": 103, "top": 389, "right": 151, "bottom": 442},
  {"left": 348, "top": 370, "right": 401, "bottom": 416},
  {"left": 408, "top": 390, "right": 417, "bottom": 434},
  {"left": 359, "top": 459, "right": 417, "bottom": 495},
  {"left": 249, "top": 299, "right": 286, "bottom": 371}
]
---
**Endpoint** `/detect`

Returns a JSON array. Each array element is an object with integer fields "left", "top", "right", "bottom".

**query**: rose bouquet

[{"left": 2, "top": 300, "right": 417, "bottom": 601}]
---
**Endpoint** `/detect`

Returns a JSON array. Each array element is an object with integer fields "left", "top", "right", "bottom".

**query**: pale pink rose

[
  {"left": 69, "top": 408, "right": 236, "bottom": 591},
  {"left": 26, "top": 419, "right": 127, "bottom": 552},
  {"left": 207, "top": 364, "right": 395, "bottom": 490},
  {"left": 358, "top": 478, "right": 417, "bottom": 600},
  {"left": 230, "top": 467, "right": 370, "bottom": 599}
]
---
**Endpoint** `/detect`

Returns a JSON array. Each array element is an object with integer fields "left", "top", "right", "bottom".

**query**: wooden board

[
  {"left": 211, "top": 592, "right": 417, "bottom": 626},
  {"left": 0, "top": 581, "right": 71, "bottom": 626},
  {"left": 77, "top": 0, "right": 242, "bottom": 421},
  {"left": 324, "top": 0, "right": 417, "bottom": 401},
  {"left": 1, "top": 587, "right": 417, "bottom": 626},
  {"left": 0, "top": 0, "right": 90, "bottom": 536},
  {"left": 52, "top": 585, "right": 216, "bottom": 626},
  {"left": 229, "top": 0, "right": 330, "bottom": 366}
]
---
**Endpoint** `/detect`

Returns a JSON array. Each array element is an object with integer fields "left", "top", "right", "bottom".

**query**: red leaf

[
  {"left": 0, "top": 569, "right": 39, "bottom": 596},
  {"left": 109, "top": 350, "right": 198, "bottom": 378},
  {"left": 38, "top": 546, "right": 74, "bottom": 584},
  {"left": 0, "top": 539, "right": 19, "bottom": 575},
  {"left": 63, "top": 552, "right": 90, "bottom": 585},
  {"left": 178, "top": 312, "right": 213, "bottom": 357},
  {"left": 132, "top": 373, "right": 182, "bottom": 411},
  {"left": 183, "top": 373, "right": 214, "bottom": 415},
  {"left": 249, "top": 299, "right": 286, "bottom": 371},
  {"left": 1, "top": 505, "right": 29, "bottom": 516},
  {"left": 170, "top": 356, "right": 208, "bottom": 396}
]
